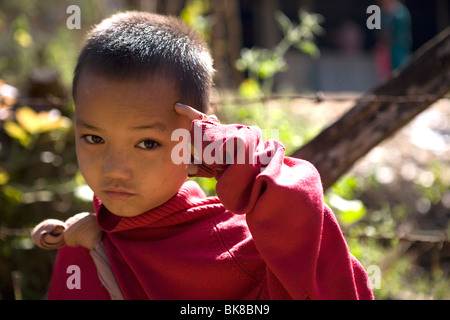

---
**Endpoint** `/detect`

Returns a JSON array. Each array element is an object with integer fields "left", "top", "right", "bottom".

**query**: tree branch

[{"left": 291, "top": 27, "right": 450, "bottom": 190}]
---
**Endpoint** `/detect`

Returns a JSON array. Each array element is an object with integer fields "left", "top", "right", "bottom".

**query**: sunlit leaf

[
  {"left": 299, "top": 10, "right": 325, "bottom": 36},
  {"left": 4, "top": 121, "right": 31, "bottom": 147},
  {"left": 332, "top": 175, "right": 361, "bottom": 199},
  {"left": 329, "top": 194, "right": 366, "bottom": 226},
  {"left": 16, "top": 106, "right": 71, "bottom": 134},
  {"left": 275, "top": 11, "right": 293, "bottom": 34},
  {"left": 238, "top": 78, "right": 261, "bottom": 99},
  {"left": 15, "top": 106, "right": 39, "bottom": 133},
  {"left": 295, "top": 40, "right": 320, "bottom": 58},
  {"left": 2, "top": 185, "right": 23, "bottom": 203},
  {"left": 179, "top": 0, "right": 210, "bottom": 40},
  {"left": 258, "top": 58, "right": 286, "bottom": 79},
  {"left": 14, "top": 28, "right": 33, "bottom": 48},
  {"left": 0, "top": 171, "right": 9, "bottom": 185}
]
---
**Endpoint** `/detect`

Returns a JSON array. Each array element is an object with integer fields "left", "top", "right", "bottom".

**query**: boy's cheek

[
  {"left": 75, "top": 148, "right": 91, "bottom": 169},
  {"left": 75, "top": 150, "right": 97, "bottom": 182}
]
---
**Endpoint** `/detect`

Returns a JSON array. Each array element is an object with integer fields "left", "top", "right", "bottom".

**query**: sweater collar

[{"left": 93, "top": 180, "right": 221, "bottom": 232}]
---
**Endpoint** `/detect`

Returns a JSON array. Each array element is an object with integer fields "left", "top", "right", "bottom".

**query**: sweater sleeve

[{"left": 190, "top": 118, "right": 373, "bottom": 300}]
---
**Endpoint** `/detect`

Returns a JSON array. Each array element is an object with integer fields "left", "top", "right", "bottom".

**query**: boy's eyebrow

[
  {"left": 76, "top": 120, "right": 101, "bottom": 131},
  {"left": 131, "top": 122, "right": 167, "bottom": 131},
  {"left": 75, "top": 120, "right": 167, "bottom": 131}
]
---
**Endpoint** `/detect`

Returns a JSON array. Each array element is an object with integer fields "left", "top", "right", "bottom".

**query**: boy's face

[{"left": 74, "top": 71, "right": 192, "bottom": 217}]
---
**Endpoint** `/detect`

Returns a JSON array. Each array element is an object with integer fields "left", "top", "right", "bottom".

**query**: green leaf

[
  {"left": 329, "top": 194, "right": 366, "bottom": 226},
  {"left": 238, "top": 78, "right": 261, "bottom": 99},
  {"left": 2, "top": 185, "right": 23, "bottom": 203},
  {"left": 275, "top": 11, "right": 293, "bottom": 34},
  {"left": 295, "top": 40, "right": 320, "bottom": 58},
  {"left": 0, "top": 171, "right": 9, "bottom": 185},
  {"left": 332, "top": 175, "right": 361, "bottom": 199},
  {"left": 4, "top": 121, "right": 31, "bottom": 147},
  {"left": 258, "top": 59, "right": 285, "bottom": 79},
  {"left": 15, "top": 106, "right": 71, "bottom": 134}
]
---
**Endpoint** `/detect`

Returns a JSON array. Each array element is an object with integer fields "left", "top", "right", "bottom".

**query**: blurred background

[{"left": 0, "top": 0, "right": 449, "bottom": 299}]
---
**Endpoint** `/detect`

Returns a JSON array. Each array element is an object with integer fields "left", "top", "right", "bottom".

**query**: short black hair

[{"left": 72, "top": 11, "right": 214, "bottom": 112}]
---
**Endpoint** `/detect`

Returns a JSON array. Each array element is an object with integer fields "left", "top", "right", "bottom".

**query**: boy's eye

[
  {"left": 136, "top": 139, "right": 159, "bottom": 150},
  {"left": 83, "top": 134, "right": 104, "bottom": 144}
]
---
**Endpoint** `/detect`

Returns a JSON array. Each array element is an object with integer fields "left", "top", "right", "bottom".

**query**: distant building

[{"left": 239, "top": 0, "right": 449, "bottom": 93}]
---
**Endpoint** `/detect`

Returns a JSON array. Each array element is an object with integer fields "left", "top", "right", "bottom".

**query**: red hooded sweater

[{"left": 47, "top": 118, "right": 373, "bottom": 300}]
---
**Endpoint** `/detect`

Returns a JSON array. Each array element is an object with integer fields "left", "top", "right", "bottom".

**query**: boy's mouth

[{"left": 103, "top": 188, "right": 135, "bottom": 200}]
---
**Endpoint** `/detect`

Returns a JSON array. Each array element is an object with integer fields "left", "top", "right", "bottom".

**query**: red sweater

[{"left": 47, "top": 120, "right": 373, "bottom": 300}]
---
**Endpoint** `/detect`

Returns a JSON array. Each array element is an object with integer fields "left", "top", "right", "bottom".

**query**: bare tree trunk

[
  {"left": 210, "top": 0, "right": 243, "bottom": 88},
  {"left": 155, "top": 0, "right": 184, "bottom": 15},
  {"left": 291, "top": 27, "right": 450, "bottom": 190}
]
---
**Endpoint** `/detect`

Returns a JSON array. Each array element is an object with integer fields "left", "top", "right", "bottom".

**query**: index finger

[{"left": 174, "top": 102, "right": 206, "bottom": 121}]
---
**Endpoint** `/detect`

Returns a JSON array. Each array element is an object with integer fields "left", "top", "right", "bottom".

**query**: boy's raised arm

[{"left": 175, "top": 103, "right": 373, "bottom": 300}]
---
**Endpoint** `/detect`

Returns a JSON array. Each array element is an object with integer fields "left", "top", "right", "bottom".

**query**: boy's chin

[
  {"left": 102, "top": 201, "right": 152, "bottom": 218},
  {"left": 98, "top": 188, "right": 181, "bottom": 218},
  {"left": 102, "top": 197, "right": 168, "bottom": 218},
  {"left": 109, "top": 209, "right": 146, "bottom": 218}
]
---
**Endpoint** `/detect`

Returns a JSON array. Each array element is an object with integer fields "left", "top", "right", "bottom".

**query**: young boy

[{"left": 38, "top": 11, "right": 373, "bottom": 300}]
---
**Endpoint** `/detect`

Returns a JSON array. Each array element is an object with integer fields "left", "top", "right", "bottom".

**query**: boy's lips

[{"left": 103, "top": 188, "right": 135, "bottom": 200}]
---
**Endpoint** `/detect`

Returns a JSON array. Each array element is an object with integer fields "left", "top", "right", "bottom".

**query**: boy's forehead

[
  {"left": 74, "top": 70, "right": 188, "bottom": 130},
  {"left": 78, "top": 70, "right": 176, "bottom": 92},
  {"left": 76, "top": 70, "right": 180, "bottom": 107}
]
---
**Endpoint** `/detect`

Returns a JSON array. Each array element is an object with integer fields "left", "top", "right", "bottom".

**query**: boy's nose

[{"left": 102, "top": 152, "right": 133, "bottom": 181}]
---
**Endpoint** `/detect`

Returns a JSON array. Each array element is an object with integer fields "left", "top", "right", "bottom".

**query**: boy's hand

[
  {"left": 174, "top": 102, "right": 262, "bottom": 179},
  {"left": 174, "top": 103, "right": 219, "bottom": 176},
  {"left": 174, "top": 102, "right": 218, "bottom": 121}
]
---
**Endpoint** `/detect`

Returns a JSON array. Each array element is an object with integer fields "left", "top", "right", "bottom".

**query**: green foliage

[
  {"left": 0, "top": 103, "right": 94, "bottom": 299},
  {"left": 326, "top": 175, "right": 367, "bottom": 227},
  {"left": 180, "top": 0, "right": 211, "bottom": 41},
  {"left": 0, "top": 0, "right": 98, "bottom": 87},
  {"left": 4, "top": 106, "right": 71, "bottom": 147},
  {"left": 0, "top": 0, "right": 101, "bottom": 299},
  {"left": 236, "top": 10, "right": 324, "bottom": 98}
]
